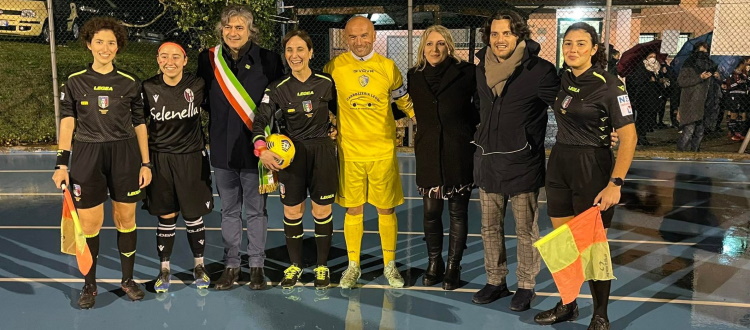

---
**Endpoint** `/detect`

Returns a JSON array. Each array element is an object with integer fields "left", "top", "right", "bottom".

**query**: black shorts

[
  {"left": 726, "top": 93, "right": 749, "bottom": 113},
  {"left": 69, "top": 138, "right": 144, "bottom": 209},
  {"left": 545, "top": 144, "right": 615, "bottom": 228},
  {"left": 278, "top": 137, "right": 338, "bottom": 206},
  {"left": 143, "top": 150, "right": 214, "bottom": 218}
]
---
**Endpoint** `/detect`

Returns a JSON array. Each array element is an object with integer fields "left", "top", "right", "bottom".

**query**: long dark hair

[
  {"left": 481, "top": 9, "right": 530, "bottom": 46},
  {"left": 563, "top": 22, "right": 607, "bottom": 68}
]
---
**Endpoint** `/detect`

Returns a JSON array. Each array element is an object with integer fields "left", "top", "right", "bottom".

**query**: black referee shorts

[
  {"left": 69, "top": 138, "right": 144, "bottom": 209},
  {"left": 545, "top": 144, "right": 615, "bottom": 228},
  {"left": 278, "top": 137, "right": 338, "bottom": 206},
  {"left": 144, "top": 150, "right": 214, "bottom": 218}
]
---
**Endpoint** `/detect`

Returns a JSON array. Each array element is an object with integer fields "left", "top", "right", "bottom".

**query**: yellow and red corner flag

[
  {"left": 60, "top": 185, "right": 93, "bottom": 276},
  {"left": 533, "top": 206, "right": 615, "bottom": 304}
]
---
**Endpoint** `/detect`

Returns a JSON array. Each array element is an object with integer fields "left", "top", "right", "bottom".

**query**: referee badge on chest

[
  {"left": 98, "top": 96, "right": 109, "bottom": 108},
  {"left": 98, "top": 96, "right": 109, "bottom": 114},
  {"left": 560, "top": 95, "right": 572, "bottom": 114},
  {"left": 302, "top": 100, "right": 313, "bottom": 113},
  {"left": 562, "top": 95, "right": 572, "bottom": 110}
]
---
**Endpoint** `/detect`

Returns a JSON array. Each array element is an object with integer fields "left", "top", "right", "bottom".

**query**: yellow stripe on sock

[
  {"left": 117, "top": 226, "right": 137, "bottom": 233},
  {"left": 84, "top": 232, "right": 99, "bottom": 238},
  {"left": 121, "top": 250, "right": 136, "bottom": 258},
  {"left": 314, "top": 215, "right": 333, "bottom": 225}
]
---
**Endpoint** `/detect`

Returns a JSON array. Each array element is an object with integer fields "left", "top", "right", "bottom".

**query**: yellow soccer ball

[{"left": 265, "top": 134, "right": 296, "bottom": 169}]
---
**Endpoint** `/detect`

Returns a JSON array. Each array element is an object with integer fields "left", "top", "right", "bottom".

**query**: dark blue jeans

[
  {"left": 214, "top": 168, "right": 268, "bottom": 268},
  {"left": 677, "top": 120, "right": 705, "bottom": 152}
]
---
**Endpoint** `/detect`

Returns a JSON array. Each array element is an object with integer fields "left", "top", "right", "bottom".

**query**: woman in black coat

[
  {"left": 626, "top": 52, "right": 662, "bottom": 145},
  {"left": 407, "top": 25, "right": 478, "bottom": 290}
]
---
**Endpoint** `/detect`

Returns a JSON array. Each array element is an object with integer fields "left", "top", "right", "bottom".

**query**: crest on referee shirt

[
  {"left": 98, "top": 96, "right": 109, "bottom": 109},
  {"left": 562, "top": 95, "right": 572, "bottom": 109},
  {"left": 359, "top": 75, "right": 369, "bottom": 87},
  {"left": 302, "top": 100, "right": 313, "bottom": 113},
  {"left": 184, "top": 88, "right": 194, "bottom": 103}
]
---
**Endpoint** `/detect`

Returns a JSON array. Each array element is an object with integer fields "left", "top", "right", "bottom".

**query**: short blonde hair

[{"left": 414, "top": 25, "right": 463, "bottom": 71}]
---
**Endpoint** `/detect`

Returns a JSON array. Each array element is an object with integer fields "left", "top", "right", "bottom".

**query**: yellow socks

[
  {"left": 344, "top": 213, "right": 364, "bottom": 264},
  {"left": 378, "top": 213, "right": 398, "bottom": 265}
]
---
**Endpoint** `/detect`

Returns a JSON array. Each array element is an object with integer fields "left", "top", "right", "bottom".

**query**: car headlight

[
  {"left": 21, "top": 9, "right": 36, "bottom": 18},
  {"left": 79, "top": 6, "right": 99, "bottom": 14}
]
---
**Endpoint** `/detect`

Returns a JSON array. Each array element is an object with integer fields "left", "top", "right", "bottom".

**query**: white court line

[
  {"left": 0, "top": 277, "right": 746, "bottom": 308},
  {"left": 0, "top": 226, "right": 700, "bottom": 246},
  {"left": 0, "top": 193, "right": 743, "bottom": 211}
]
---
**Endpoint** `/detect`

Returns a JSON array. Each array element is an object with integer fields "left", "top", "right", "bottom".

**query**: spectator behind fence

[
  {"left": 724, "top": 61, "right": 749, "bottom": 141},
  {"left": 607, "top": 48, "right": 620, "bottom": 77},
  {"left": 626, "top": 52, "right": 661, "bottom": 146},
  {"left": 676, "top": 42, "right": 714, "bottom": 152},
  {"left": 658, "top": 59, "right": 676, "bottom": 128}
]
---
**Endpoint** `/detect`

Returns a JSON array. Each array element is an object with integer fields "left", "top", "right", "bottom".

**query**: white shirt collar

[{"left": 350, "top": 50, "right": 375, "bottom": 62}]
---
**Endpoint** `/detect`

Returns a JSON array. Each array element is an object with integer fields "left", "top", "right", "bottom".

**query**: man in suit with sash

[{"left": 197, "top": 4, "right": 284, "bottom": 290}]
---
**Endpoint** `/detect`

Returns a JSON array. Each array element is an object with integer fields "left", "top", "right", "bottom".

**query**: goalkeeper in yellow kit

[{"left": 324, "top": 16, "right": 415, "bottom": 288}]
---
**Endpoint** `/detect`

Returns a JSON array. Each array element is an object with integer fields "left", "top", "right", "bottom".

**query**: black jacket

[
  {"left": 408, "top": 60, "right": 478, "bottom": 189},
  {"left": 197, "top": 42, "right": 284, "bottom": 170},
  {"left": 473, "top": 40, "right": 559, "bottom": 194}
]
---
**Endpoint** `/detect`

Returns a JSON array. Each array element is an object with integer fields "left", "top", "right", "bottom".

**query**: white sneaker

[
  {"left": 384, "top": 261, "right": 404, "bottom": 288},
  {"left": 339, "top": 261, "right": 361, "bottom": 289}
]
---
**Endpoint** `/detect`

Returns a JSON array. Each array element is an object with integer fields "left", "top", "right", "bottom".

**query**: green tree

[{"left": 163, "top": 0, "right": 279, "bottom": 51}]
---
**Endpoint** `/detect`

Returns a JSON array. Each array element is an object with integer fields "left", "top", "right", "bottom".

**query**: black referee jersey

[
  {"left": 60, "top": 64, "right": 145, "bottom": 143},
  {"left": 142, "top": 73, "right": 206, "bottom": 154},
  {"left": 554, "top": 66, "right": 634, "bottom": 147},
  {"left": 253, "top": 71, "right": 336, "bottom": 143}
]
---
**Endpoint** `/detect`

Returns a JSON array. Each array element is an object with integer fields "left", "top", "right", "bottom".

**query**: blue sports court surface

[{"left": 1, "top": 152, "right": 749, "bottom": 329}]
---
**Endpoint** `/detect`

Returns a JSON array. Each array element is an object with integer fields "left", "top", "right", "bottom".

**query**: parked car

[{"left": 0, "top": 0, "right": 80, "bottom": 43}]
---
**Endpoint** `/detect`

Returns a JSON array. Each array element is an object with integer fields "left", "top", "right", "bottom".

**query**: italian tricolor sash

[
  {"left": 210, "top": 44, "right": 276, "bottom": 193},
  {"left": 209, "top": 44, "right": 257, "bottom": 129}
]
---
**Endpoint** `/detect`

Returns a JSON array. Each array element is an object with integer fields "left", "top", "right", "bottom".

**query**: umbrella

[
  {"left": 671, "top": 32, "right": 712, "bottom": 74},
  {"left": 671, "top": 31, "right": 743, "bottom": 81},
  {"left": 617, "top": 39, "right": 668, "bottom": 77}
]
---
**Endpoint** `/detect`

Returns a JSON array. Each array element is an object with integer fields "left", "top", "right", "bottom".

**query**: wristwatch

[
  {"left": 141, "top": 162, "right": 154, "bottom": 169},
  {"left": 610, "top": 177, "right": 624, "bottom": 186}
]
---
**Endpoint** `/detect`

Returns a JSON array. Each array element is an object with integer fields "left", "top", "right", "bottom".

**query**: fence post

[
  {"left": 603, "top": 0, "right": 612, "bottom": 67},
  {"left": 47, "top": 0, "right": 61, "bottom": 143}
]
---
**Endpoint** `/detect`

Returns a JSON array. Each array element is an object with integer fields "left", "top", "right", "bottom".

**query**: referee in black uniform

[
  {"left": 52, "top": 17, "right": 151, "bottom": 309},
  {"left": 142, "top": 41, "right": 213, "bottom": 293},
  {"left": 253, "top": 30, "right": 338, "bottom": 289},
  {"left": 533, "top": 23, "right": 636, "bottom": 330}
]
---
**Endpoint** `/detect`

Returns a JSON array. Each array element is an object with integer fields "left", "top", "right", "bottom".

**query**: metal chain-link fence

[{"left": 1, "top": 0, "right": 748, "bottom": 154}]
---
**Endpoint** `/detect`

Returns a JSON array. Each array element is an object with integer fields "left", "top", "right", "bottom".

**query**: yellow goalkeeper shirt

[{"left": 324, "top": 52, "right": 414, "bottom": 162}]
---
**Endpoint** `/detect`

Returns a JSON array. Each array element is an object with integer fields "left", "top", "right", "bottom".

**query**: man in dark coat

[
  {"left": 676, "top": 42, "right": 714, "bottom": 151},
  {"left": 196, "top": 5, "right": 284, "bottom": 290},
  {"left": 470, "top": 9, "right": 559, "bottom": 312}
]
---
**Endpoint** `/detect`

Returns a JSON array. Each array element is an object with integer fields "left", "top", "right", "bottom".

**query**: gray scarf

[{"left": 485, "top": 40, "right": 527, "bottom": 97}]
